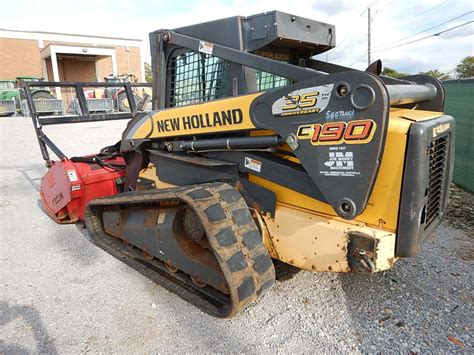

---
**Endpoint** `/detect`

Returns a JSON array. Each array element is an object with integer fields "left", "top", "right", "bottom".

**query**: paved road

[{"left": 1, "top": 116, "right": 472, "bottom": 353}]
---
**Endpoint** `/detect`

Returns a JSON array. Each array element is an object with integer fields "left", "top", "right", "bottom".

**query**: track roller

[{"left": 85, "top": 182, "right": 276, "bottom": 318}]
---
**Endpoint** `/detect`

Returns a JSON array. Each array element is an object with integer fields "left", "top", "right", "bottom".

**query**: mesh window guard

[
  {"left": 256, "top": 71, "right": 290, "bottom": 91},
  {"left": 169, "top": 51, "right": 229, "bottom": 107}
]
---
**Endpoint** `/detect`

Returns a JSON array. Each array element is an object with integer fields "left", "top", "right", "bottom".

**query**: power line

[
  {"left": 328, "top": 0, "right": 468, "bottom": 65},
  {"left": 348, "top": 20, "right": 473, "bottom": 66},
  {"left": 329, "top": 37, "right": 367, "bottom": 61},
  {"left": 372, "top": 20, "right": 473, "bottom": 53},
  {"left": 368, "top": 7, "right": 372, "bottom": 65},
  {"left": 361, "top": 0, "right": 380, "bottom": 16},
  {"left": 329, "top": 0, "right": 379, "bottom": 52},
  {"left": 397, "top": 0, "right": 451, "bottom": 26},
  {"left": 348, "top": 52, "right": 372, "bottom": 67},
  {"left": 333, "top": 24, "right": 363, "bottom": 50},
  {"left": 339, "top": 4, "right": 375, "bottom": 66},
  {"left": 372, "top": 10, "right": 473, "bottom": 51},
  {"left": 333, "top": 0, "right": 450, "bottom": 59},
  {"left": 359, "top": 3, "right": 377, "bottom": 66},
  {"left": 346, "top": 12, "right": 473, "bottom": 65},
  {"left": 329, "top": 28, "right": 366, "bottom": 56},
  {"left": 375, "top": 0, "right": 395, "bottom": 13}
]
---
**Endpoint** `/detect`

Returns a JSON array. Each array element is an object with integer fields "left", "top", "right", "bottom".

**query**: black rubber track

[{"left": 85, "top": 182, "right": 275, "bottom": 318}]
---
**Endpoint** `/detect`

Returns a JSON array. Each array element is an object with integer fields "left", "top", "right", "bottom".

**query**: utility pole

[{"left": 367, "top": 7, "right": 371, "bottom": 66}]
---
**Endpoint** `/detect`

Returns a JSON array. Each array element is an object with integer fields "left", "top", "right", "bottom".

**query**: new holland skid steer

[{"left": 28, "top": 11, "right": 455, "bottom": 318}]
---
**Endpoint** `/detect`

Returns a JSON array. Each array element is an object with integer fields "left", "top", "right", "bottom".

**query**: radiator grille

[
  {"left": 169, "top": 51, "right": 229, "bottom": 107},
  {"left": 425, "top": 135, "right": 449, "bottom": 227}
]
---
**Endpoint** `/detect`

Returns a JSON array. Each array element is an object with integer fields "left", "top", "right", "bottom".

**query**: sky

[{"left": 2, "top": 0, "right": 473, "bottom": 75}]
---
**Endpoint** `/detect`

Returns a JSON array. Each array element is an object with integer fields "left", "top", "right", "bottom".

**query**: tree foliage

[
  {"left": 381, "top": 67, "right": 408, "bottom": 78},
  {"left": 455, "top": 56, "right": 474, "bottom": 79},
  {"left": 418, "top": 69, "right": 450, "bottom": 80},
  {"left": 144, "top": 62, "right": 153, "bottom": 83}
]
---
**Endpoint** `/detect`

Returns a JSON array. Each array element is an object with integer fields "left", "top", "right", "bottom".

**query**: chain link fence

[{"left": 444, "top": 78, "right": 473, "bottom": 192}]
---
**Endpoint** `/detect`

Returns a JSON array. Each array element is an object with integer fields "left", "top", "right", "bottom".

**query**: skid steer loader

[{"left": 29, "top": 11, "right": 455, "bottom": 318}]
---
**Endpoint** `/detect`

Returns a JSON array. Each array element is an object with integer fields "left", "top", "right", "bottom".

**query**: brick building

[{"left": 0, "top": 29, "right": 144, "bottom": 83}]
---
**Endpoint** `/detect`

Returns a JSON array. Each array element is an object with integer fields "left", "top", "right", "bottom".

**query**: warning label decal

[
  {"left": 67, "top": 170, "right": 78, "bottom": 182},
  {"left": 198, "top": 41, "right": 214, "bottom": 55},
  {"left": 244, "top": 157, "right": 262, "bottom": 173}
]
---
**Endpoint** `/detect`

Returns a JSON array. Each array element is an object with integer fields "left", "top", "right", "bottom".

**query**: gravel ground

[{"left": 1, "top": 116, "right": 473, "bottom": 353}]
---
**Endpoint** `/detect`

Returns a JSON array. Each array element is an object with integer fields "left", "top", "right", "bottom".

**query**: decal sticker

[
  {"left": 156, "top": 109, "right": 243, "bottom": 133},
  {"left": 67, "top": 169, "right": 78, "bottom": 182},
  {"left": 272, "top": 84, "right": 333, "bottom": 117},
  {"left": 157, "top": 212, "right": 166, "bottom": 224},
  {"left": 136, "top": 93, "right": 260, "bottom": 139},
  {"left": 71, "top": 185, "right": 81, "bottom": 191},
  {"left": 296, "top": 119, "right": 376, "bottom": 146},
  {"left": 244, "top": 157, "right": 262, "bottom": 173},
  {"left": 52, "top": 192, "right": 64, "bottom": 206},
  {"left": 253, "top": 50, "right": 290, "bottom": 61},
  {"left": 432, "top": 123, "right": 450, "bottom": 137},
  {"left": 319, "top": 146, "right": 360, "bottom": 177},
  {"left": 198, "top": 41, "right": 214, "bottom": 55}
]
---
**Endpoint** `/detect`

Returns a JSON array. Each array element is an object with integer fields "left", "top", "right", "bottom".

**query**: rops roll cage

[{"left": 150, "top": 30, "right": 443, "bottom": 111}]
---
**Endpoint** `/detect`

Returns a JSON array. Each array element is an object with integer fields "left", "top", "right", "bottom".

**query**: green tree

[
  {"left": 381, "top": 67, "right": 408, "bottom": 78},
  {"left": 144, "top": 62, "right": 153, "bottom": 83},
  {"left": 455, "top": 56, "right": 474, "bottom": 78},
  {"left": 419, "top": 69, "right": 450, "bottom": 80}
]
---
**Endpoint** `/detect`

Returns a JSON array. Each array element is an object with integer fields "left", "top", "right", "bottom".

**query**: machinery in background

[
  {"left": 103, "top": 73, "right": 152, "bottom": 111},
  {"left": 0, "top": 77, "right": 55, "bottom": 116}
]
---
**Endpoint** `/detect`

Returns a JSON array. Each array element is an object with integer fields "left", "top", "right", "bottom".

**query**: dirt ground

[
  {"left": 445, "top": 184, "right": 474, "bottom": 262},
  {"left": 446, "top": 184, "right": 474, "bottom": 230}
]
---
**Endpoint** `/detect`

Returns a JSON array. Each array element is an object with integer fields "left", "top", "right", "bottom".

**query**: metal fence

[
  {"left": 444, "top": 78, "right": 474, "bottom": 192},
  {"left": 70, "top": 98, "right": 114, "bottom": 114},
  {"left": 0, "top": 99, "right": 17, "bottom": 116},
  {"left": 21, "top": 99, "right": 65, "bottom": 116}
]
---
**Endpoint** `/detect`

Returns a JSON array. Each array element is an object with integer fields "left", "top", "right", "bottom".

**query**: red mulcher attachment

[
  {"left": 24, "top": 79, "right": 146, "bottom": 224},
  {"left": 40, "top": 156, "right": 127, "bottom": 223}
]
